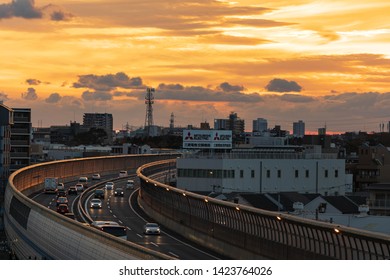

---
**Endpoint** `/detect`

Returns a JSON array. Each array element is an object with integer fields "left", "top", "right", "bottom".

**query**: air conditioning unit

[
  {"left": 358, "top": 204, "right": 369, "bottom": 216},
  {"left": 293, "top": 202, "right": 304, "bottom": 211}
]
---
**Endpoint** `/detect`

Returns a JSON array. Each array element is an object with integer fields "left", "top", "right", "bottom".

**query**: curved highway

[{"left": 30, "top": 174, "right": 224, "bottom": 260}]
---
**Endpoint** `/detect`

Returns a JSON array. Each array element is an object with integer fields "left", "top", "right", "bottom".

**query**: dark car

[
  {"left": 67, "top": 186, "right": 78, "bottom": 195},
  {"left": 94, "top": 189, "right": 105, "bottom": 199},
  {"left": 114, "top": 187, "right": 124, "bottom": 197},
  {"left": 57, "top": 204, "right": 69, "bottom": 214},
  {"left": 56, "top": 196, "right": 68, "bottom": 206},
  {"left": 57, "top": 189, "right": 67, "bottom": 197}
]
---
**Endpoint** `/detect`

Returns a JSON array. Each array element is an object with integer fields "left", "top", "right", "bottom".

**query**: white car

[
  {"left": 105, "top": 182, "right": 114, "bottom": 190},
  {"left": 126, "top": 180, "right": 134, "bottom": 189},
  {"left": 143, "top": 223, "right": 161, "bottom": 235},
  {"left": 92, "top": 173, "right": 101, "bottom": 180},
  {"left": 90, "top": 198, "right": 102, "bottom": 208},
  {"left": 57, "top": 183, "right": 65, "bottom": 191},
  {"left": 78, "top": 176, "right": 88, "bottom": 187},
  {"left": 119, "top": 170, "right": 128, "bottom": 177},
  {"left": 75, "top": 183, "right": 84, "bottom": 192}
]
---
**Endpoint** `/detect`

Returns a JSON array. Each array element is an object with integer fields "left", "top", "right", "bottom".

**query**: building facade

[
  {"left": 10, "top": 108, "right": 32, "bottom": 173},
  {"left": 177, "top": 149, "right": 352, "bottom": 196},
  {"left": 293, "top": 120, "right": 305, "bottom": 138},
  {"left": 0, "top": 103, "right": 13, "bottom": 193},
  {"left": 83, "top": 113, "right": 113, "bottom": 144},
  {"left": 214, "top": 112, "right": 245, "bottom": 136},
  {"left": 253, "top": 118, "right": 268, "bottom": 133}
]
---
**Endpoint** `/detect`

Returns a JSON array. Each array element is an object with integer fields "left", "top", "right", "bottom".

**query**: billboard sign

[{"left": 183, "top": 130, "right": 232, "bottom": 149}]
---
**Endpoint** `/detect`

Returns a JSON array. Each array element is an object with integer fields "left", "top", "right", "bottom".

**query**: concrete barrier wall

[
  {"left": 137, "top": 160, "right": 390, "bottom": 260},
  {"left": 5, "top": 154, "right": 179, "bottom": 260}
]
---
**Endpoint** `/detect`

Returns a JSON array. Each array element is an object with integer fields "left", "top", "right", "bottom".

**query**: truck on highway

[{"left": 44, "top": 177, "right": 59, "bottom": 193}]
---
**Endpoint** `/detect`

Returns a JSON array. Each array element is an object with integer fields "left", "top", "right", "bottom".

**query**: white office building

[
  {"left": 253, "top": 118, "right": 268, "bottom": 133},
  {"left": 177, "top": 148, "right": 352, "bottom": 196},
  {"left": 293, "top": 120, "right": 305, "bottom": 137}
]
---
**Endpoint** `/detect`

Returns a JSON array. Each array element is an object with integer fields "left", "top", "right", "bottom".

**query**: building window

[
  {"left": 335, "top": 170, "right": 338, "bottom": 178},
  {"left": 295, "top": 170, "right": 299, "bottom": 178},
  {"left": 266, "top": 170, "right": 270, "bottom": 178},
  {"left": 277, "top": 170, "right": 281, "bottom": 178},
  {"left": 240, "top": 170, "right": 244, "bottom": 178},
  {"left": 305, "top": 170, "right": 309, "bottom": 178},
  {"left": 324, "top": 169, "right": 328, "bottom": 178},
  {"left": 251, "top": 170, "right": 255, "bottom": 178}
]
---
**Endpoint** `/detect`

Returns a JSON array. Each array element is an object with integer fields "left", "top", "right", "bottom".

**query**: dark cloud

[
  {"left": 50, "top": 10, "right": 72, "bottom": 21},
  {"left": 45, "top": 93, "right": 62, "bottom": 103},
  {"left": 154, "top": 83, "right": 261, "bottom": 102},
  {"left": 26, "top": 78, "right": 41, "bottom": 85},
  {"left": 21, "top": 87, "right": 38, "bottom": 100},
  {"left": 157, "top": 83, "right": 184, "bottom": 91},
  {"left": 280, "top": 94, "right": 315, "bottom": 103},
  {"left": 265, "top": 78, "right": 302, "bottom": 92},
  {"left": 218, "top": 82, "right": 245, "bottom": 92},
  {"left": 0, "top": 0, "right": 42, "bottom": 19},
  {"left": 82, "top": 90, "right": 112, "bottom": 101},
  {"left": 73, "top": 72, "right": 144, "bottom": 91},
  {"left": 60, "top": 96, "right": 84, "bottom": 108}
]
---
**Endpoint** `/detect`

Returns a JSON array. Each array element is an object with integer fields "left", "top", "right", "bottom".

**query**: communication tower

[{"left": 144, "top": 87, "right": 155, "bottom": 136}]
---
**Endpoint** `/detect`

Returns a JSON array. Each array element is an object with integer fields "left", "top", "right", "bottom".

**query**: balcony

[
  {"left": 13, "top": 116, "right": 30, "bottom": 122},
  {"left": 355, "top": 175, "right": 379, "bottom": 183},
  {"left": 10, "top": 152, "right": 30, "bottom": 158},
  {"left": 11, "top": 140, "right": 30, "bottom": 146},
  {"left": 11, "top": 128, "right": 30, "bottom": 134}
]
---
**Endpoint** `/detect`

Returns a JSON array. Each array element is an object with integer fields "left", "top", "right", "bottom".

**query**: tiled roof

[
  {"left": 322, "top": 196, "right": 359, "bottom": 214},
  {"left": 239, "top": 193, "right": 279, "bottom": 211}
]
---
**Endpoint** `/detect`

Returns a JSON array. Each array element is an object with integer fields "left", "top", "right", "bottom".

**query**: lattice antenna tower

[{"left": 144, "top": 87, "right": 155, "bottom": 135}]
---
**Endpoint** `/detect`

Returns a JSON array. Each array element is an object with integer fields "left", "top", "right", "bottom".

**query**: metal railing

[{"left": 137, "top": 160, "right": 390, "bottom": 260}]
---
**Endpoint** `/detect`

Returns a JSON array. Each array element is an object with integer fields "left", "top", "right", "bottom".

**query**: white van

[{"left": 119, "top": 170, "right": 128, "bottom": 177}]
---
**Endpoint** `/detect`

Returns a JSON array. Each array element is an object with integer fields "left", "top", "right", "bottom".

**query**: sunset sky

[{"left": 0, "top": 0, "right": 389, "bottom": 133}]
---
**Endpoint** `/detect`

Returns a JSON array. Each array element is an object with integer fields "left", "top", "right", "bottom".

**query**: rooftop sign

[{"left": 183, "top": 129, "right": 232, "bottom": 149}]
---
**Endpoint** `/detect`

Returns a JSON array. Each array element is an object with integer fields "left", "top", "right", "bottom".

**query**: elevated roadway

[{"left": 4, "top": 153, "right": 390, "bottom": 259}]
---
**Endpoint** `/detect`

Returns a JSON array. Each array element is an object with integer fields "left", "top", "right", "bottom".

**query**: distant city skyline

[{"left": 0, "top": 0, "right": 389, "bottom": 133}]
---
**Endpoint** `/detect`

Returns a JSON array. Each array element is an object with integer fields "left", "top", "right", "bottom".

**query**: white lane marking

[
  {"left": 109, "top": 210, "right": 113, "bottom": 213},
  {"left": 118, "top": 220, "right": 123, "bottom": 224},
  {"left": 136, "top": 234, "right": 143, "bottom": 238},
  {"left": 127, "top": 227, "right": 132, "bottom": 231},
  {"left": 150, "top": 242, "right": 158, "bottom": 247},
  {"left": 169, "top": 252, "right": 180, "bottom": 258},
  {"left": 113, "top": 214, "right": 117, "bottom": 218}
]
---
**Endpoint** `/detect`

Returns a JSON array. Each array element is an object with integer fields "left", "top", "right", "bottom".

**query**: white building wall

[{"left": 177, "top": 157, "right": 347, "bottom": 195}]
